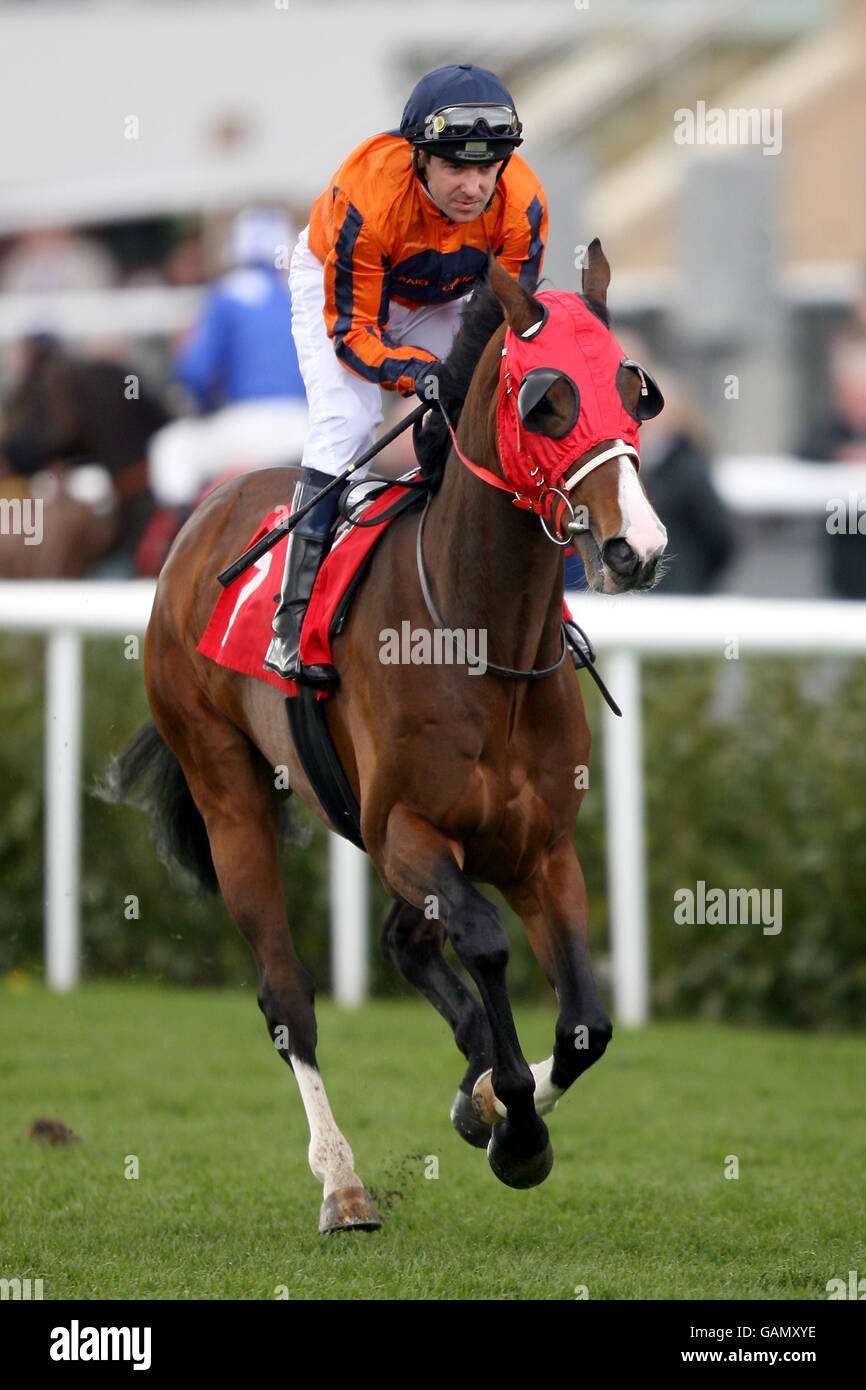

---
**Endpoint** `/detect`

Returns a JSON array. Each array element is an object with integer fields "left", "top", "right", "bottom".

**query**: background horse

[
  {"left": 106, "top": 243, "right": 667, "bottom": 1233},
  {"left": 0, "top": 336, "right": 167, "bottom": 576}
]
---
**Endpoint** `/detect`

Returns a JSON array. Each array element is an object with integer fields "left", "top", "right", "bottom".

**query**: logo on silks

[{"left": 495, "top": 291, "right": 664, "bottom": 536}]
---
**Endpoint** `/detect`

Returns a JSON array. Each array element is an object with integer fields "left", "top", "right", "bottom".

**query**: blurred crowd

[{"left": 0, "top": 223, "right": 205, "bottom": 295}]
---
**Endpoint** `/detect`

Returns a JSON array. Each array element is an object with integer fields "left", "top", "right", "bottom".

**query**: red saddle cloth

[
  {"left": 197, "top": 482, "right": 413, "bottom": 698},
  {"left": 198, "top": 476, "right": 577, "bottom": 697}
]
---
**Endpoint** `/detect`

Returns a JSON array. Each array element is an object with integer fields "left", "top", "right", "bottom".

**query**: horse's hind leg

[
  {"left": 148, "top": 686, "right": 380, "bottom": 1233},
  {"left": 380, "top": 901, "right": 494, "bottom": 1148}
]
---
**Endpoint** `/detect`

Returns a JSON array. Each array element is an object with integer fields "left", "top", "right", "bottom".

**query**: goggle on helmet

[{"left": 405, "top": 103, "right": 523, "bottom": 162}]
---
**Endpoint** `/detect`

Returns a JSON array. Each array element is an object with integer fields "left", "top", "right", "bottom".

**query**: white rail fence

[{"left": 2, "top": 582, "right": 865, "bottom": 1024}]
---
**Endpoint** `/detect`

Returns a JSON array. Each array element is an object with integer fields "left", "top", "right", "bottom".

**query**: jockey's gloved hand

[{"left": 414, "top": 360, "right": 450, "bottom": 406}]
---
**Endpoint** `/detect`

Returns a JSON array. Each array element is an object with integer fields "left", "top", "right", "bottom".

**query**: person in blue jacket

[{"left": 148, "top": 206, "right": 309, "bottom": 508}]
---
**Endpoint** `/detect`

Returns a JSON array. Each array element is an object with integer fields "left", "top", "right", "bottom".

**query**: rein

[{"left": 415, "top": 487, "right": 568, "bottom": 681}]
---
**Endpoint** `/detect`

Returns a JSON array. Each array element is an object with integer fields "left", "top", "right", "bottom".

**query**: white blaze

[{"left": 618, "top": 456, "right": 667, "bottom": 560}]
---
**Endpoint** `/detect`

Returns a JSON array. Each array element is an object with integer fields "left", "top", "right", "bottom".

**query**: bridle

[{"left": 435, "top": 341, "right": 641, "bottom": 545}]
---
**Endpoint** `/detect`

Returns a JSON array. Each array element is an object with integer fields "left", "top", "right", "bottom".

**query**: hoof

[
  {"left": 450, "top": 1088, "right": 492, "bottom": 1149},
  {"left": 318, "top": 1185, "right": 383, "bottom": 1234},
  {"left": 471, "top": 1068, "right": 506, "bottom": 1126},
  {"left": 487, "top": 1124, "right": 554, "bottom": 1190}
]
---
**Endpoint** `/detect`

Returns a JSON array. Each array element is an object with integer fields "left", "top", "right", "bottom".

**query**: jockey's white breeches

[
  {"left": 290, "top": 224, "right": 471, "bottom": 478},
  {"left": 148, "top": 397, "right": 309, "bottom": 508}
]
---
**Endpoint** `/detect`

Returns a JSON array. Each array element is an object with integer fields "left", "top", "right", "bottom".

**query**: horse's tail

[{"left": 94, "top": 722, "right": 218, "bottom": 892}]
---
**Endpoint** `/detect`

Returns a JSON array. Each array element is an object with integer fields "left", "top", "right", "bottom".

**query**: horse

[
  {"left": 105, "top": 242, "right": 668, "bottom": 1233},
  {"left": 0, "top": 336, "right": 167, "bottom": 576}
]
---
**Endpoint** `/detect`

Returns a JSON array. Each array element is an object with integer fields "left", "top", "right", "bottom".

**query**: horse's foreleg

[
  {"left": 380, "top": 900, "right": 494, "bottom": 1147},
  {"left": 380, "top": 805, "right": 552, "bottom": 1189},
  {"left": 151, "top": 699, "right": 380, "bottom": 1233},
  {"left": 474, "top": 837, "right": 611, "bottom": 1124}
]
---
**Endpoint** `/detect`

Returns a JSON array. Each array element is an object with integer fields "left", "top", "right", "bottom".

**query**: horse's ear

[
  {"left": 487, "top": 248, "right": 544, "bottom": 337},
  {"left": 581, "top": 238, "right": 610, "bottom": 309}
]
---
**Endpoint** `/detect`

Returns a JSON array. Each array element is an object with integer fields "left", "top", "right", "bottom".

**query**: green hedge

[
  {"left": 642, "top": 656, "right": 866, "bottom": 1029},
  {"left": 1, "top": 634, "right": 864, "bottom": 1027}
]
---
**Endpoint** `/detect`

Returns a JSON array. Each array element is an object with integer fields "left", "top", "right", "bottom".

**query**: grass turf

[{"left": 1, "top": 979, "right": 863, "bottom": 1300}]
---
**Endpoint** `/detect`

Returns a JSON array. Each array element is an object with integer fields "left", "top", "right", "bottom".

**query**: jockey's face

[{"left": 417, "top": 150, "right": 500, "bottom": 222}]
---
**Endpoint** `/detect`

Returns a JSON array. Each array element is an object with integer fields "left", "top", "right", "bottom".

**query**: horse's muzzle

[{"left": 602, "top": 537, "right": 664, "bottom": 591}]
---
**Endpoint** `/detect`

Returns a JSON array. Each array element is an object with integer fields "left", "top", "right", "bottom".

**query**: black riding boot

[{"left": 264, "top": 467, "right": 341, "bottom": 685}]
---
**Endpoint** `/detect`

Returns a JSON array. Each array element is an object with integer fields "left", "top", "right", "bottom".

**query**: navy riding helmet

[{"left": 399, "top": 64, "right": 523, "bottom": 202}]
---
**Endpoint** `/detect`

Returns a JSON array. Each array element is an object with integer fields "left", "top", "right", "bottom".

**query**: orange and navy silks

[
  {"left": 308, "top": 132, "right": 548, "bottom": 396},
  {"left": 497, "top": 292, "right": 642, "bottom": 497}
]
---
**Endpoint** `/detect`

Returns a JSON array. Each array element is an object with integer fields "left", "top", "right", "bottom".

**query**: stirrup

[{"left": 264, "top": 634, "right": 338, "bottom": 687}]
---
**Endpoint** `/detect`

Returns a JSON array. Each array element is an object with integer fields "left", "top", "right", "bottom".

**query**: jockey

[{"left": 265, "top": 62, "right": 548, "bottom": 684}]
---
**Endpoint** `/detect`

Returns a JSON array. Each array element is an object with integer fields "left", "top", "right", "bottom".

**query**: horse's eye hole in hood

[
  {"left": 616, "top": 358, "right": 664, "bottom": 422},
  {"left": 517, "top": 368, "right": 581, "bottom": 438}
]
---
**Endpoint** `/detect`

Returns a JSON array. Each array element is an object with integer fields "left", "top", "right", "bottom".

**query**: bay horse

[
  {"left": 0, "top": 336, "right": 166, "bottom": 576},
  {"left": 108, "top": 242, "right": 667, "bottom": 1233}
]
